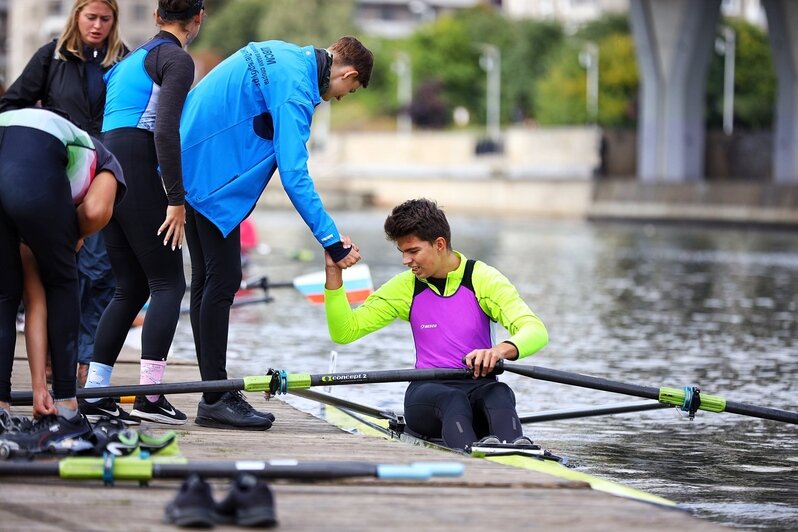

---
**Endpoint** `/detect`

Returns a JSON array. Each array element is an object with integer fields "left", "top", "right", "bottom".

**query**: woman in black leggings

[{"left": 81, "top": 0, "right": 204, "bottom": 425}]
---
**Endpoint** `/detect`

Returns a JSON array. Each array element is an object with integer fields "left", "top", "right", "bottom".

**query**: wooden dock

[{"left": 1, "top": 339, "right": 726, "bottom": 531}]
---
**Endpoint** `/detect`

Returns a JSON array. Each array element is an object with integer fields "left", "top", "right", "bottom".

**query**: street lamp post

[
  {"left": 579, "top": 41, "right": 599, "bottom": 123},
  {"left": 715, "top": 25, "right": 736, "bottom": 136},
  {"left": 392, "top": 52, "right": 412, "bottom": 134},
  {"left": 479, "top": 44, "right": 501, "bottom": 146}
]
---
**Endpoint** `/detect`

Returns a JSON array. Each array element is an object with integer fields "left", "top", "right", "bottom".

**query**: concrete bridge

[{"left": 630, "top": 0, "right": 798, "bottom": 184}]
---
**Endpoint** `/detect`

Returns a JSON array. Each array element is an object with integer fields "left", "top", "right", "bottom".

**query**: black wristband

[{"left": 324, "top": 241, "right": 351, "bottom": 262}]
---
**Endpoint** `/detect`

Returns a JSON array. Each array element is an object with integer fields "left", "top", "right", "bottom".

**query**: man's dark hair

[
  {"left": 329, "top": 36, "right": 374, "bottom": 88},
  {"left": 384, "top": 198, "right": 451, "bottom": 249}
]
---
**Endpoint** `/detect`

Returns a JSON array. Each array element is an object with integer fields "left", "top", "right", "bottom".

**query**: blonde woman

[{"left": 1, "top": 0, "right": 128, "bottom": 389}]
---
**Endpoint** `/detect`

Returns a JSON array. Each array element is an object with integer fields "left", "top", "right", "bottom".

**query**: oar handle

[{"left": 267, "top": 366, "right": 490, "bottom": 395}]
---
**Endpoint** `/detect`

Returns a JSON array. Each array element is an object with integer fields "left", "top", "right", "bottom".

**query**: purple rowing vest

[{"left": 410, "top": 260, "right": 492, "bottom": 369}]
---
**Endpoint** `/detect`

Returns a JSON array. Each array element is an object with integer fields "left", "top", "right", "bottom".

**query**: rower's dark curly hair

[{"left": 384, "top": 198, "right": 451, "bottom": 249}]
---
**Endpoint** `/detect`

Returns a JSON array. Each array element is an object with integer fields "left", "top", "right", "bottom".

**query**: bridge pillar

[
  {"left": 763, "top": 0, "right": 798, "bottom": 183},
  {"left": 630, "top": 0, "right": 721, "bottom": 182}
]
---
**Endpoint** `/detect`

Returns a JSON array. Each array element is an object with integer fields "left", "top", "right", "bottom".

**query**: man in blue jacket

[{"left": 180, "top": 35, "right": 373, "bottom": 430}]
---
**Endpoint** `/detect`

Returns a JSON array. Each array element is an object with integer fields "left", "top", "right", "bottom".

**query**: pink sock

[{"left": 140, "top": 360, "right": 167, "bottom": 402}]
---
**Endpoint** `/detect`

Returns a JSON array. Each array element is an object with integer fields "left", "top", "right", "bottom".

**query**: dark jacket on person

[{"left": 0, "top": 40, "right": 128, "bottom": 136}]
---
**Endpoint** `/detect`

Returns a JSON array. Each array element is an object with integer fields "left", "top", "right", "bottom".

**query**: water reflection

[{"left": 172, "top": 210, "right": 797, "bottom": 530}]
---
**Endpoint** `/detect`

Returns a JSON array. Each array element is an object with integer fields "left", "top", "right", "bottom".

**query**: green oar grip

[
  {"left": 242, "top": 375, "right": 271, "bottom": 392},
  {"left": 659, "top": 387, "right": 726, "bottom": 413},
  {"left": 286, "top": 373, "right": 312, "bottom": 391},
  {"left": 59, "top": 457, "right": 153, "bottom": 481}
]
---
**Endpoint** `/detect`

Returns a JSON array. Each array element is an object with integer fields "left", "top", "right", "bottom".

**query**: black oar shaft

[
  {"left": 153, "top": 461, "right": 378, "bottom": 480},
  {"left": 305, "top": 367, "right": 474, "bottom": 387},
  {"left": 724, "top": 400, "right": 798, "bottom": 424},
  {"left": 11, "top": 378, "right": 247, "bottom": 406},
  {"left": 292, "top": 389, "right": 398, "bottom": 421},
  {"left": 504, "top": 364, "right": 798, "bottom": 425},
  {"left": 520, "top": 401, "right": 670, "bottom": 424},
  {"left": 504, "top": 365, "right": 661, "bottom": 399},
  {"left": 0, "top": 462, "right": 56, "bottom": 476}
]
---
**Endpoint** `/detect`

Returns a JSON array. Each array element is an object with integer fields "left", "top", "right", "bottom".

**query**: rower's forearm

[
  {"left": 325, "top": 266, "right": 343, "bottom": 290},
  {"left": 509, "top": 317, "right": 549, "bottom": 359}
]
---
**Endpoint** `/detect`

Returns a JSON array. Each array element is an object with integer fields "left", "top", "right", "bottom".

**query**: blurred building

[
  {"left": 501, "top": 0, "right": 765, "bottom": 28},
  {"left": 502, "top": 0, "right": 628, "bottom": 29},
  {"left": 355, "top": 0, "right": 487, "bottom": 38},
  {"left": 6, "top": 0, "right": 154, "bottom": 82},
  {"left": 720, "top": 0, "right": 766, "bottom": 26}
]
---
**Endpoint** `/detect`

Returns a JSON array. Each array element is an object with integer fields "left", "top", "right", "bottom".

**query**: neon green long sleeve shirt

[{"left": 325, "top": 251, "right": 548, "bottom": 358}]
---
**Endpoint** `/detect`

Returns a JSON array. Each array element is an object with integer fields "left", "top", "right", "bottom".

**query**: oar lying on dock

[
  {"left": 501, "top": 363, "right": 798, "bottom": 425},
  {"left": 0, "top": 457, "right": 463, "bottom": 482},
  {"left": 9, "top": 367, "right": 481, "bottom": 406}
]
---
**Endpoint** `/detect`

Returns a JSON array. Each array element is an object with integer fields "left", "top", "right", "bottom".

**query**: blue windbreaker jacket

[{"left": 179, "top": 41, "right": 340, "bottom": 244}]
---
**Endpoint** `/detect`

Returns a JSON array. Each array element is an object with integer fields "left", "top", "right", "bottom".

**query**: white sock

[
  {"left": 55, "top": 399, "right": 78, "bottom": 419},
  {"left": 84, "top": 362, "right": 113, "bottom": 403}
]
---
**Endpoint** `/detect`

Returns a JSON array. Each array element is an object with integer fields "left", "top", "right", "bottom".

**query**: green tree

[
  {"left": 193, "top": 0, "right": 267, "bottom": 56},
  {"left": 408, "top": 15, "right": 481, "bottom": 120},
  {"left": 401, "top": 8, "right": 563, "bottom": 129},
  {"left": 706, "top": 18, "right": 775, "bottom": 130},
  {"left": 195, "top": 0, "right": 358, "bottom": 57},
  {"left": 503, "top": 19, "right": 563, "bottom": 122},
  {"left": 533, "top": 42, "right": 588, "bottom": 124},
  {"left": 256, "top": 0, "right": 357, "bottom": 45},
  {"left": 533, "top": 15, "right": 638, "bottom": 127}
]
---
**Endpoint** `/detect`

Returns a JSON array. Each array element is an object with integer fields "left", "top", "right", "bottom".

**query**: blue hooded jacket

[{"left": 180, "top": 41, "right": 339, "bottom": 245}]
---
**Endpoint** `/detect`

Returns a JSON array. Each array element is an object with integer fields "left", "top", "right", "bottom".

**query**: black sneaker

[
  {"left": 215, "top": 473, "right": 277, "bottom": 528},
  {"left": 254, "top": 406, "right": 276, "bottom": 423},
  {"left": 79, "top": 397, "right": 140, "bottom": 426},
  {"left": 131, "top": 396, "right": 187, "bottom": 425},
  {"left": 195, "top": 391, "right": 273, "bottom": 431},
  {"left": 0, "top": 413, "right": 91, "bottom": 458},
  {"left": 164, "top": 473, "right": 217, "bottom": 528},
  {"left": 0, "top": 410, "right": 33, "bottom": 435}
]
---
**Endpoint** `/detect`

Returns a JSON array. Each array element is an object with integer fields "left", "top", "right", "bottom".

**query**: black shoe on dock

[
  {"left": 131, "top": 396, "right": 188, "bottom": 425},
  {"left": 164, "top": 473, "right": 217, "bottom": 528},
  {"left": 0, "top": 413, "right": 91, "bottom": 458},
  {"left": 79, "top": 397, "right": 140, "bottom": 426},
  {"left": 215, "top": 473, "right": 277, "bottom": 528},
  {"left": 195, "top": 391, "right": 273, "bottom": 431}
]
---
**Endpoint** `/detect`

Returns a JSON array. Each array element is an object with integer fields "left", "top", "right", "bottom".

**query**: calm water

[{"left": 171, "top": 209, "right": 798, "bottom": 530}]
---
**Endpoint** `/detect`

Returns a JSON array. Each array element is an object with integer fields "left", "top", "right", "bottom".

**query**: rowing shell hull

[{"left": 324, "top": 405, "right": 676, "bottom": 508}]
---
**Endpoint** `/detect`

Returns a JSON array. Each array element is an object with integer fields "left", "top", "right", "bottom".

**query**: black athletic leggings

[
  {"left": 0, "top": 127, "right": 80, "bottom": 401},
  {"left": 404, "top": 378, "right": 523, "bottom": 450},
  {"left": 184, "top": 204, "right": 241, "bottom": 403},
  {"left": 93, "top": 128, "right": 185, "bottom": 366}
]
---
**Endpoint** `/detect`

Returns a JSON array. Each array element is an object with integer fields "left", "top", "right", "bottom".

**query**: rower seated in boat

[{"left": 323, "top": 198, "right": 548, "bottom": 450}]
